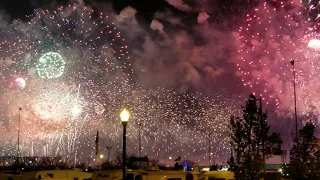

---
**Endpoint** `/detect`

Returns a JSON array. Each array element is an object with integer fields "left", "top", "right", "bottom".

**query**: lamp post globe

[{"left": 120, "top": 108, "right": 130, "bottom": 125}]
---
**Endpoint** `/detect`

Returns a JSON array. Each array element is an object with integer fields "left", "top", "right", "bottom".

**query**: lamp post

[
  {"left": 107, "top": 146, "right": 112, "bottom": 165},
  {"left": 99, "top": 154, "right": 104, "bottom": 171},
  {"left": 168, "top": 156, "right": 172, "bottom": 167},
  {"left": 120, "top": 108, "right": 130, "bottom": 180},
  {"left": 138, "top": 123, "right": 142, "bottom": 167},
  {"left": 211, "top": 152, "right": 215, "bottom": 165},
  {"left": 290, "top": 60, "right": 298, "bottom": 136},
  {"left": 208, "top": 133, "right": 211, "bottom": 167},
  {"left": 17, "top": 107, "right": 22, "bottom": 160}
]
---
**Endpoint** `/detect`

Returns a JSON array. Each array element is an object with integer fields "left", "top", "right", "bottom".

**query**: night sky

[{"left": 0, "top": 0, "right": 318, "bottom": 165}]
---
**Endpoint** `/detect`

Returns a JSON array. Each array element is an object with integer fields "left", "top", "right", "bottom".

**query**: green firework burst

[{"left": 36, "top": 52, "right": 66, "bottom": 79}]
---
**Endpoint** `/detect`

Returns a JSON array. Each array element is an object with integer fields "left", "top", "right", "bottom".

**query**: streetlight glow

[
  {"left": 99, "top": 154, "right": 104, "bottom": 159},
  {"left": 120, "top": 108, "right": 130, "bottom": 123}
]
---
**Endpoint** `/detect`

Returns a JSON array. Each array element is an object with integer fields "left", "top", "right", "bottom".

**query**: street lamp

[
  {"left": 290, "top": 60, "right": 298, "bottom": 136},
  {"left": 99, "top": 154, "right": 104, "bottom": 171},
  {"left": 120, "top": 108, "right": 130, "bottom": 180}
]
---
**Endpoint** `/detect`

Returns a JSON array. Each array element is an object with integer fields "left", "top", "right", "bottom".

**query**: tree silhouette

[
  {"left": 229, "top": 94, "right": 282, "bottom": 180},
  {"left": 289, "top": 122, "right": 320, "bottom": 179}
]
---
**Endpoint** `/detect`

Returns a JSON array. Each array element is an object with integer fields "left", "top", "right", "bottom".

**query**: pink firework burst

[{"left": 235, "top": 0, "right": 320, "bottom": 116}]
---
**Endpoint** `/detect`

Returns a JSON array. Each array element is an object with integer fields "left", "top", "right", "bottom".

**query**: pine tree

[
  {"left": 228, "top": 94, "right": 282, "bottom": 180},
  {"left": 229, "top": 94, "right": 264, "bottom": 179},
  {"left": 289, "top": 122, "right": 319, "bottom": 179}
]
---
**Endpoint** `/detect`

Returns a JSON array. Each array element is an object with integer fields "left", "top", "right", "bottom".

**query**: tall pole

[
  {"left": 290, "top": 60, "right": 298, "bottom": 136},
  {"left": 107, "top": 146, "right": 112, "bottom": 164},
  {"left": 122, "top": 123, "right": 127, "bottom": 180},
  {"left": 99, "top": 154, "right": 104, "bottom": 171},
  {"left": 138, "top": 123, "right": 142, "bottom": 167},
  {"left": 17, "top": 107, "right": 22, "bottom": 159},
  {"left": 208, "top": 133, "right": 211, "bottom": 167},
  {"left": 138, "top": 123, "right": 142, "bottom": 158},
  {"left": 229, "top": 138, "right": 232, "bottom": 161},
  {"left": 46, "top": 144, "right": 48, "bottom": 157}
]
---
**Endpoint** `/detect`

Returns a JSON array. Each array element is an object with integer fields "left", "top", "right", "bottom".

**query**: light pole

[
  {"left": 17, "top": 107, "right": 22, "bottom": 160},
  {"left": 99, "top": 154, "right": 104, "bottom": 171},
  {"left": 138, "top": 123, "right": 142, "bottom": 167},
  {"left": 120, "top": 108, "right": 130, "bottom": 180},
  {"left": 211, "top": 152, "right": 215, "bottom": 165},
  {"left": 106, "top": 146, "right": 112, "bottom": 165},
  {"left": 168, "top": 156, "right": 172, "bottom": 167},
  {"left": 290, "top": 60, "right": 298, "bottom": 136},
  {"left": 208, "top": 133, "right": 211, "bottom": 167}
]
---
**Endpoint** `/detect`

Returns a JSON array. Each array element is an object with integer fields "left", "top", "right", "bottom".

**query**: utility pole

[
  {"left": 290, "top": 60, "right": 298, "bottom": 136},
  {"left": 46, "top": 144, "right": 48, "bottom": 157},
  {"left": 208, "top": 133, "right": 211, "bottom": 167},
  {"left": 138, "top": 123, "right": 142, "bottom": 158},
  {"left": 138, "top": 123, "right": 142, "bottom": 167},
  {"left": 17, "top": 107, "right": 22, "bottom": 160}
]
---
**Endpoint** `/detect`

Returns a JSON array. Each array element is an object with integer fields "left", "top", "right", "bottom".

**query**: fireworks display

[
  {"left": 0, "top": 3, "right": 240, "bottom": 164},
  {"left": 3, "top": 0, "right": 320, "bottom": 166},
  {"left": 36, "top": 52, "right": 66, "bottom": 79},
  {"left": 235, "top": 0, "right": 320, "bottom": 119}
]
